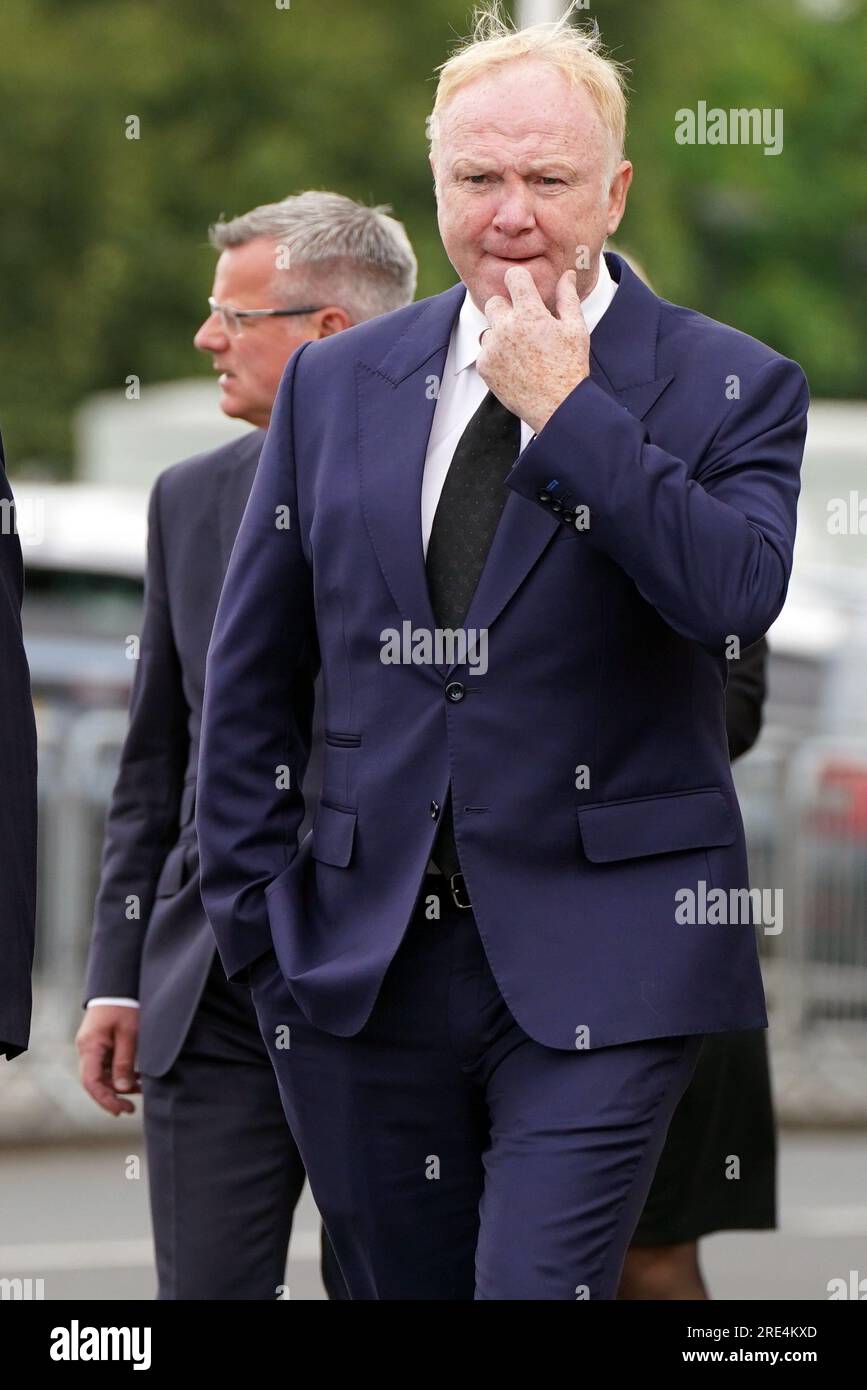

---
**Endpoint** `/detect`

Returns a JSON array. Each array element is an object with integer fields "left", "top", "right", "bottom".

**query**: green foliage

[
  {"left": 0, "top": 0, "right": 863, "bottom": 472},
  {"left": 599, "top": 0, "right": 867, "bottom": 398}
]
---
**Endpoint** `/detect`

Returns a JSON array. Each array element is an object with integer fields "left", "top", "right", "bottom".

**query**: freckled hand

[{"left": 476, "top": 265, "right": 590, "bottom": 433}]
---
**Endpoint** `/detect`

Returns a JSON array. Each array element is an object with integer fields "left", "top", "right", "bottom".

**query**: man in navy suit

[
  {"left": 198, "top": 14, "right": 808, "bottom": 1298},
  {"left": 0, "top": 430, "right": 38, "bottom": 1062},
  {"left": 77, "top": 191, "right": 417, "bottom": 1298}
]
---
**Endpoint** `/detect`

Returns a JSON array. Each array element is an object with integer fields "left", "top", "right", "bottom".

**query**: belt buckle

[{"left": 449, "top": 871, "right": 472, "bottom": 910}]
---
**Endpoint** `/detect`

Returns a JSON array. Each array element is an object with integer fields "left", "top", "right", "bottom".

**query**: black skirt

[{"left": 631, "top": 1028, "right": 777, "bottom": 1245}]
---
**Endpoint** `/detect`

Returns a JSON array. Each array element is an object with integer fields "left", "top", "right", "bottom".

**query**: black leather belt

[{"left": 425, "top": 860, "right": 472, "bottom": 910}]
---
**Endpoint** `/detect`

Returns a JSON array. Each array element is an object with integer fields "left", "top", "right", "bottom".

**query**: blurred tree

[
  {"left": 0, "top": 0, "right": 863, "bottom": 472},
  {"left": 598, "top": 0, "right": 866, "bottom": 401}
]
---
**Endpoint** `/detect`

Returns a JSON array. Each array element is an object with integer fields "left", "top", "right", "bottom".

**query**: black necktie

[{"left": 425, "top": 390, "right": 521, "bottom": 878}]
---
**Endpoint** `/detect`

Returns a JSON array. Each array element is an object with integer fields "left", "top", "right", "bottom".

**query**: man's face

[
  {"left": 431, "top": 59, "right": 632, "bottom": 314},
  {"left": 193, "top": 237, "right": 326, "bottom": 429}
]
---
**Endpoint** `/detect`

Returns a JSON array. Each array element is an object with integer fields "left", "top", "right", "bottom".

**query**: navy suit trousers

[{"left": 250, "top": 875, "right": 703, "bottom": 1300}]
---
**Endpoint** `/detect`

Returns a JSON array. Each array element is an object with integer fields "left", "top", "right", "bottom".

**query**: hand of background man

[{"left": 76, "top": 1005, "right": 141, "bottom": 1116}]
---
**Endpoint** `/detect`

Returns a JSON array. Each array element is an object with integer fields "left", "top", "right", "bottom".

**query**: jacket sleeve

[
  {"left": 197, "top": 347, "right": 318, "bottom": 981},
  {"left": 725, "top": 636, "right": 768, "bottom": 764},
  {"left": 83, "top": 472, "right": 190, "bottom": 1002},
  {"left": 506, "top": 356, "right": 808, "bottom": 652},
  {"left": 0, "top": 438, "right": 38, "bottom": 1059}
]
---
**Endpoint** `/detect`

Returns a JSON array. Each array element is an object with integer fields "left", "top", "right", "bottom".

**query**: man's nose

[
  {"left": 193, "top": 314, "right": 229, "bottom": 353},
  {"left": 491, "top": 181, "right": 536, "bottom": 235}
]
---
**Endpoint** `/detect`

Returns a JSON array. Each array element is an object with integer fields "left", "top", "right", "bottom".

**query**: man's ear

[
  {"left": 316, "top": 307, "right": 353, "bottom": 338},
  {"left": 606, "top": 161, "right": 633, "bottom": 236}
]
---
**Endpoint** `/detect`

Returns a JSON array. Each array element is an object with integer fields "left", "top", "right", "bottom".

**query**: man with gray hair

[
  {"left": 200, "top": 191, "right": 417, "bottom": 429},
  {"left": 77, "top": 190, "right": 416, "bottom": 1299}
]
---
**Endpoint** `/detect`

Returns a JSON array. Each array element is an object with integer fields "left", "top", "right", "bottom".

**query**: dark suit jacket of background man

[
  {"left": 84, "top": 430, "right": 323, "bottom": 1076},
  {"left": 0, "top": 430, "right": 38, "bottom": 1059}
]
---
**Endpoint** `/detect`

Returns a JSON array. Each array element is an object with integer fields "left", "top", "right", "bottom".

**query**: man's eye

[
  {"left": 539, "top": 177, "right": 563, "bottom": 186},
  {"left": 466, "top": 175, "right": 490, "bottom": 184}
]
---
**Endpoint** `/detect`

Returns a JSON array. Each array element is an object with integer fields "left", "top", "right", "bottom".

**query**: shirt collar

[{"left": 453, "top": 251, "right": 618, "bottom": 376}]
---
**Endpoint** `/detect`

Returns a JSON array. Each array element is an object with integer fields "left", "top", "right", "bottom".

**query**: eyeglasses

[{"left": 207, "top": 296, "right": 325, "bottom": 335}]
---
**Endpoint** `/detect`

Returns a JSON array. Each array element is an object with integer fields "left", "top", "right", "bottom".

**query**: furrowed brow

[
  {"left": 450, "top": 156, "right": 499, "bottom": 176},
  {"left": 521, "top": 160, "right": 578, "bottom": 178}
]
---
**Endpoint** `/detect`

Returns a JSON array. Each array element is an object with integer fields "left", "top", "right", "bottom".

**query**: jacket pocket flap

[
  {"left": 577, "top": 788, "right": 735, "bottom": 863},
  {"left": 154, "top": 842, "right": 190, "bottom": 897},
  {"left": 311, "top": 802, "right": 357, "bottom": 868}
]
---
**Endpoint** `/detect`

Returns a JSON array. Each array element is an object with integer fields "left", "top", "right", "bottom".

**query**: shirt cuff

[{"left": 86, "top": 997, "right": 140, "bottom": 1009}]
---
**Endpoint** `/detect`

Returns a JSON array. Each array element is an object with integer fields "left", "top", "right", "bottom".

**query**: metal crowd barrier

[{"left": 738, "top": 733, "right": 867, "bottom": 1119}]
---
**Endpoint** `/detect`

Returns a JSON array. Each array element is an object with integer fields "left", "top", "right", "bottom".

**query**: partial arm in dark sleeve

[{"left": 0, "top": 435, "right": 38, "bottom": 1059}]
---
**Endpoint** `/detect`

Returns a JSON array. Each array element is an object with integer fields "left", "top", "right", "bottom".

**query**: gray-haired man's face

[
  {"left": 430, "top": 59, "right": 632, "bottom": 315},
  {"left": 193, "top": 237, "right": 339, "bottom": 429}
]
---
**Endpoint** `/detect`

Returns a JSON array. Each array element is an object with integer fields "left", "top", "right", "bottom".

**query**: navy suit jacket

[
  {"left": 85, "top": 430, "right": 324, "bottom": 1076},
  {"left": 197, "top": 252, "right": 808, "bottom": 1051},
  {"left": 0, "top": 431, "right": 38, "bottom": 1059}
]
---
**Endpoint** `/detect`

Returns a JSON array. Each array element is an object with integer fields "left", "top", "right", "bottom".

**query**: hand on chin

[
  {"left": 511, "top": 270, "right": 556, "bottom": 307},
  {"left": 488, "top": 260, "right": 551, "bottom": 308}
]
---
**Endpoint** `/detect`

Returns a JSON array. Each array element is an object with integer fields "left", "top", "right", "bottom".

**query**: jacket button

[
  {"left": 430, "top": 800, "right": 440, "bottom": 818},
  {"left": 537, "top": 490, "right": 551, "bottom": 503},
  {"left": 445, "top": 681, "right": 465, "bottom": 702},
  {"left": 562, "top": 510, "right": 575, "bottom": 524},
  {"left": 550, "top": 499, "right": 563, "bottom": 513}
]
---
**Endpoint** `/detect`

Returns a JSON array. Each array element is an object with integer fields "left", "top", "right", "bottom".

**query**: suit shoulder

[
  {"left": 293, "top": 288, "right": 456, "bottom": 376},
  {"left": 657, "top": 296, "right": 803, "bottom": 380},
  {"left": 154, "top": 429, "right": 264, "bottom": 505}
]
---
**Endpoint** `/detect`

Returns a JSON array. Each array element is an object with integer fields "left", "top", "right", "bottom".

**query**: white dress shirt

[
  {"left": 421, "top": 252, "right": 618, "bottom": 557},
  {"left": 87, "top": 258, "right": 618, "bottom": 1009}
]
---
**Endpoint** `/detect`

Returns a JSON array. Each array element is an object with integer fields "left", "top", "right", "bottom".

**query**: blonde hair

[{"left": 428, "top": 1, "right": 629, "bottom": 180}]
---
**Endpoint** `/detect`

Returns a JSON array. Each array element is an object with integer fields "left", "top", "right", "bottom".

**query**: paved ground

[{"left": 1, "top": 1130, "right": 865, "bottom": 1300}]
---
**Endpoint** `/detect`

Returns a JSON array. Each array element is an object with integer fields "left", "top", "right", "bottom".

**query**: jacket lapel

[
  {"left": 587, "top": 253, "right": 675, "bottom": 419},
  {"left": 356, "top": 283, "right": 465, "bottom": 657}
]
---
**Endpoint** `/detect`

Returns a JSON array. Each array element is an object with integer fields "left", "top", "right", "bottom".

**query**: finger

[
  {"left": 555, "top": 268, "right": 586, "bottom": 322},
  {"left": 92, "top": 1075, "right": 136, "bottom": 1116},
  {"left": 79, "top": 1043, "right": 135, "bottom": 1116},
  {"left": 503, "top": 264, "right": 546, "bottom": 310},
  {"left": 111, "top": 1017, "right": 138, "bottom": 1089},
  {"left": 483, "top": 293, "right": 511, "bottom": 326},
  {"left": 112, "top": 1028, "right": 139, "bottom": 1093}
]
